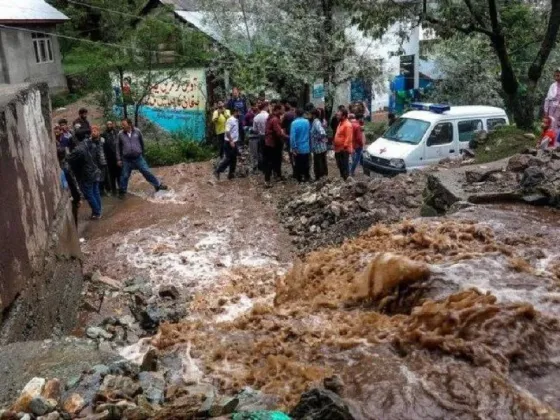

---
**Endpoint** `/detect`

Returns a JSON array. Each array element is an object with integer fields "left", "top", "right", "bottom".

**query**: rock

[
  {"left": 91, "top": 365, "right": 110, "bottom": 377},
  {"left": 507, "top": 154, "right": 532, "bottom": 172},
  {"left": 140, "top": 349, "right": 158, "bottom": 372},
  {"left": 86, "top": 327, "right": 113, "bottom": 340},
  {"left": 527, "top": 156, "right": 548, "bottom": 168},
  {"left": 211, "top": 397, "right": 240, "bottom": 417},
  {"left": 11, "top": 377, "right": 46, "bottom": 412},
  {"left": 524, "top": 133, "right": 536, "bottom": 140},
  {"left": 448, "top": 201, "right": 474, "bottom": 214},
  {"left": 38, "top": 412, "right": 60, "bottom": 420},
  {"left": 290, "top": 388, "right": 355, "bottom": 420},
  {"left": 65, "top": 376, "right": 81, "bottom": 390},
  {"left": 98, "top": 341, "right": 113, "bottom": 353},
  {"left": 108, "top": 360, "right": 139, "bottom": 377},
  {"left": 100, "top": 375, "right": 142, "bottom": 398},
  {"left": 234, "top": 387, "right": 278, "bottom": 412},
  {"left": 96, "top": 275, "right": 121, "bottom": 290},
  {"left": 420, "top": 204, "right": 438, "bottom": 217},
  {"left": 42, "top": 379, "right": 62, "bottom": 402},
  {"left": 20, "top": 415, "right": 31, "bottom": 420},
  {"left": 122, "top": 407, "right": 152, "bottom": 420},
  {"left": 521, "top": 167, "right": 545, "bottom": 189},
  {"left": 353, "top": 181, "right": 368, "bottom": 196},
  {"left": 462, "top": 148, "right": 476, "bottom": 158},
  {"left": 119, "top": 315, "right": 135, "bottom": 327},
  {"left": 63, "top": 393, "right": 85, "bottom": 415},
  {"left": 138, "top": 372, "right": 165, "bottom": 404},
  {"left": 29, "top": 397, "right": 56, "bottom": 416},
  {"left": 323, "top": 375, "right": 344, "bottom": 395},
  {"left": 158, "top": 285, "right": 180, "bottom": 300}
]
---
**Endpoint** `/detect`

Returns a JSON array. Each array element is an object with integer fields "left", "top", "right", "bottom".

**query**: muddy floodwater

[{"left": 81, "top": 163, "right": 560, "bottom": 419}]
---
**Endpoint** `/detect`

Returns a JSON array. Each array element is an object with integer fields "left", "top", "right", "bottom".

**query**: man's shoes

[
  {"left": 227, "top": 174, "right": 235, "bottom": 180},
  {"left": 90, "top": 214, "right": 102, "bottom": 220},
  {"left": 156, "top": 183, "right": 169, "bottom": 192},
  {"left": 264, "top": 182, "right": 272, "bottom": 189},
  {"left": 118, "top": 192, "right": 126, "bottom": 200},
  {"left": 213, "top": 170, "right": 220, "bottom": 180}
]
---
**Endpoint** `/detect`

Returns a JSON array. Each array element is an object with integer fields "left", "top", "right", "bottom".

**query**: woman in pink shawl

[{"left": 544, "top": 68, "right": 560, "bottom": 129}]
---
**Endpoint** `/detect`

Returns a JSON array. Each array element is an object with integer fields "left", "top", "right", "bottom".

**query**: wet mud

[{"left": 78, "top": 162, "right": 560, "bottom": 419}]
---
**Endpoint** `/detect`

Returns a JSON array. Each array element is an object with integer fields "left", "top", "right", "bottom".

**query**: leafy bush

[
  {"left": 474, "top": 125, "right": 537, "bottom": 164},
  {"left": 144, "top": 136, "right": 215, "bottom": 167},
  {"left": 51, "top": 92, "right": 83, "bottom": 109},
  {"left": 364, "top": 121, "right": 388, "bottom": 144}
]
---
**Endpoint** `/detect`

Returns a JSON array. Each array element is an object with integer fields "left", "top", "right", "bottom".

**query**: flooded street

[{"left": 77, "top": 162, "right": 560, "bottom": 419}]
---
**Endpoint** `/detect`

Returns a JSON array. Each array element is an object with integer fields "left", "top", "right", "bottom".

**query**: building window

[{"left": 32, "top": 33, "right": 54, "bottom": 64}]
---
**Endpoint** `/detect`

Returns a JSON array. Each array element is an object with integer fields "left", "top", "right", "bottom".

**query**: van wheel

[{"left": 364, "top": 168, "right": 371, "bottom": 176}]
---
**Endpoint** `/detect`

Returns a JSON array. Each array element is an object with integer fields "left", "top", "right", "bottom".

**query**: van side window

[
  {"left": 427, "top": 122, "right": 453, "bottom": 146},
  {"left": 458, "top": 120, "right": 483, "bottom": 143},
  {"left": 487, "top": 118, "right": 506, "bottom": 131}
]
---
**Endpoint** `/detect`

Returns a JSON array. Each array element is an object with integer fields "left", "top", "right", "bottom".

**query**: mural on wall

[{"left": 112, "top": 68, "right": 207, "bottom": 141}]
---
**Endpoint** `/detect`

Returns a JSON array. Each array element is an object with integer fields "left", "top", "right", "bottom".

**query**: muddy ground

[{"left": 5, "top": 155, "right": 560, "bottom": 419}]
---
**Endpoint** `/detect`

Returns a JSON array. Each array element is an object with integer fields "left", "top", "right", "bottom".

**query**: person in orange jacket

[{"left": 333, "top": 108, "right": 353, "bottom": 180}]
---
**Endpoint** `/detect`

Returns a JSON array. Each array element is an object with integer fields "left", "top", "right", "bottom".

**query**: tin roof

[{"left": 0, "top": 0, "right": 69, "bottom": 23}]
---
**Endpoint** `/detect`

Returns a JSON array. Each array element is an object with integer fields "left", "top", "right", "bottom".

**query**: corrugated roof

[
  {"left": 159, "top": 0, "right": 199, "bottom": 11},
  {"left": 174, "top": 10, "right": 253, "bottom": 53},
  {"left": 0, "top": 0, "right": 69, "bottom": 23}
]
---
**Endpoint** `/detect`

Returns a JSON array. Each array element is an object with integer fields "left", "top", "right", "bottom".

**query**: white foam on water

[
  {"left": 181, "top": 342, "right": 205, "bottom": 384},
  {"left": 115, "top": 220, "right": 279, "bottom": 291},
  {"left": 215, "top": 294, "right": 255, "bottom": 323},
  {"left": 439, "top": 255, "right": 559, "bottom": 316}
]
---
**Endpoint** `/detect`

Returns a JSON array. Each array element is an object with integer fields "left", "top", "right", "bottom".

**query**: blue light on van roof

[{"left": 410, "top": 103, "right": 451, "bottom": 114}]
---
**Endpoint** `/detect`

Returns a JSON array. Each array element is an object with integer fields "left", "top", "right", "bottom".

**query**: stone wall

[{"left": 0, "top": 83, "right": 82, "bottom": 343}]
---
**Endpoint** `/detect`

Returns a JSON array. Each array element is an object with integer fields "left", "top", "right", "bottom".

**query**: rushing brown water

[{"left": 146, "top": 204, "right": 560, "bottom": 419}]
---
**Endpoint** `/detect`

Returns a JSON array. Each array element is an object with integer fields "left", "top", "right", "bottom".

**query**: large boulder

[{"left": 290, "top": 389, "right": 355, "bottom": 420}]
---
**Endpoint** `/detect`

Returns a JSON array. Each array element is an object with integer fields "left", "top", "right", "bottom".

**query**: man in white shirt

[
  {"left": 252, "top": 102, "right": 270, "bottom": 174},
  {"left": 214, "top": 109, "right": 240, "bottom": 180}
]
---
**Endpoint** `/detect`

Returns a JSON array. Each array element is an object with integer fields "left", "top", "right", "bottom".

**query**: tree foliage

[
  {"left": 47, "top": 0, "right": 211, "bottom": 124},
  {"left": 354, "top": 0, "right": 560, "bottom": 129},
  {"left": 198, "top": 0, "right": 384, "bottom": 115}
]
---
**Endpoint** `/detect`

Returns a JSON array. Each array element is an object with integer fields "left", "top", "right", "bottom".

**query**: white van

[{"left": 362, "top": 104, "right": 509, "bottom": 175}]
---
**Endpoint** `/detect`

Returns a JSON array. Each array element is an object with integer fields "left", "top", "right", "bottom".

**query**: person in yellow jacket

[{"left": 213, "top": 101, "right": 231, "bottom": 158}]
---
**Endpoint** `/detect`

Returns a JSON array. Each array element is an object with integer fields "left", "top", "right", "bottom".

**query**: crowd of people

[
  {"left": 212, "top": 87, "right": 369, "bottom": 188},
  {"left": 55, "top": 108, "right": 168, "bottom": 224}
]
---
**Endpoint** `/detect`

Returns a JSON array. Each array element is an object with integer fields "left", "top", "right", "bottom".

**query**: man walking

[
  {"left": 334, "top": 109, "right": 353, "bottom": 180},
  {"left": 103, "top": 121, "right": 121, "bottom": 196},
  {"left": 212, "top": 101, "right": 230, "bottom": 159},
  {"left": 117, "top": 118, "right": 168, "bottom": 198},
  {"left": 215, "top": 109, "right": 240, "bottom": 180},
  {"left": 282, "top": 100, "right": 297, "bottom": 176},
  {"left": 67, "top": 134, "right": 103, "bottom": 220},
  {"left": 290, "top": 108, "right": 311, "bottom": 183},
  {"left": 264, "top": 104, "right": 288, "bottom": 187}
]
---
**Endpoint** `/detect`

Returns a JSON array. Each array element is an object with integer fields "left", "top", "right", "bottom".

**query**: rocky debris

[
  {"left": 290, "top": 388, "right": 355, "bottom": 420},
  {"left": 472, "top": 149, "right": 560, "bottom": 206},
  {"left": 158, "top": 285, "right": 180, "bottom": 300},
  {"left": 279, "top": 173, "right": 426, "bottom": 252}
]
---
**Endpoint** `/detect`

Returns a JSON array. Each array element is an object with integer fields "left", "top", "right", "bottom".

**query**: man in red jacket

[{"left": 333, "top": 109, "right": 353, "bottom": 180}]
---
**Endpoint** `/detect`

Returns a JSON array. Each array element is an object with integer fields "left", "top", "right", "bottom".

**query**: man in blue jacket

[
  {"left": 116, "top": 118, "right": 168, "bottom": 198},
  {"left": 290, "top": 108, "right": 311, "bottom": 183}
]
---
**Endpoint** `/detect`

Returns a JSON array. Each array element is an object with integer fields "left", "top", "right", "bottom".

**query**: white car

[{"left": 363, "top": 103, "right": 509, "bottom": 175}]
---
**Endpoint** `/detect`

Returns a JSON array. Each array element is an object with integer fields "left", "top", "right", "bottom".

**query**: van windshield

[{"left": 383, "top": 118, "right": 431, "bottom": 145}]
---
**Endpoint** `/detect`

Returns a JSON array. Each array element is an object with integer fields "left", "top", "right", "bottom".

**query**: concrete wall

[
  {"left": 0, "top": 25, "right": 67, "bottom": 93},
  {"left": 0, "top": 83, "right": 82, "bottom": 344}
]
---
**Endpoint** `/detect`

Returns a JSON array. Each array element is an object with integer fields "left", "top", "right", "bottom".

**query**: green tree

[
  {"left": 354, "top": 0, "right": 560, "bottom": 129},
  {"left": 198, "top": 0, "right": 383, "bottom": 117}
]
